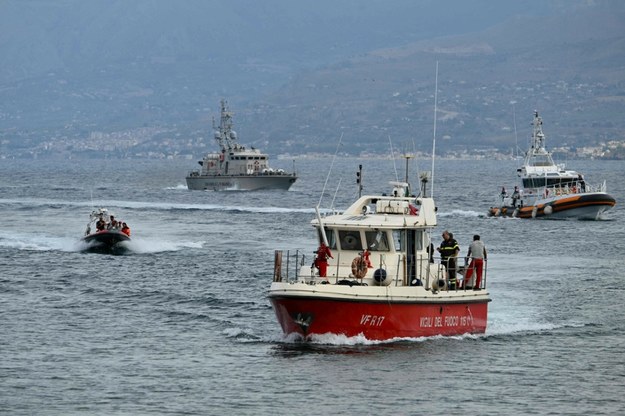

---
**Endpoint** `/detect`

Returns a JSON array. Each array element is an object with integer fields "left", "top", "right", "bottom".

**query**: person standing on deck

[
  {"left": 463, "top": 235, "right": 487, "bottom": 290},
  {"left": 437, "top": 230, "right": 459, "bottom": 289},
  {"left": 314, "top": 242, "right": 333, "bottom": 278}
]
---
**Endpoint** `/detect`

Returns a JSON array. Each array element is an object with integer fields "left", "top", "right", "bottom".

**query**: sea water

[{"left": 1, "top": 158, "right": 624, "bottom": 415}]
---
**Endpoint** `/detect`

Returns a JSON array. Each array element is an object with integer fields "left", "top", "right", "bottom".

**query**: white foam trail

[
  {"left": 0, "top": 231, "right": 203, "bottom": 254},
  {"left": 164, "top": 184, "right": 188, "bottom": 190},
  {"left": 486, "top": 316, "right": 559, "bottom": 337},
  {"left": 0, "top": 197, "right": 318, "bottom": 214},
  {"left": 271, "top": 309, "right": 562, "bottom": 345},
  {"left": 123, "top": 238, "right": 204, "bottom": 254},
  {"left": 438, "top": 209, "right": 483, "bottom": 218},
  {"left": 0, "top": 232, "right": 79, "bottom": 252}
]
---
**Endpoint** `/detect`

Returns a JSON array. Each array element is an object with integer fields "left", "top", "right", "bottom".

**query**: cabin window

[
  {"left": 365, "top": 230, "right": 389, "bottom": 251},
  {"left": 392, "top": 229, "right": 423, "bottom": 252},
  {"left": 415, "top": 230, "right": 424, "bottom": 250},
  {"left": 338, "top": 230, "right": 362, "bottom": 251},
  {"left": 317, "top": 227, "right": 337, "bottom": 249},
  {"left": 523, "top": 177, "right": 578, "bottom": 188},
  {"left": 392, "top": 230, "right": 404, "bottom": 252}
]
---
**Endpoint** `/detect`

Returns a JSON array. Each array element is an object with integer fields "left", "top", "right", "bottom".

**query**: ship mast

[
  {"left": 213, "top": 99, "right": 238, "bottom": 152},
  {"left": 531, "top": 110, "right": 546, "bottom": 152},
  {"left": 525, "top": 110, "right": 555, "bottom": 167}
]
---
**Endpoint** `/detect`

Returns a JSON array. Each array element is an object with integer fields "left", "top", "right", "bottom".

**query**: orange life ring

[{"left": 351, "top": 256, "right": 368, "bottom": 279}]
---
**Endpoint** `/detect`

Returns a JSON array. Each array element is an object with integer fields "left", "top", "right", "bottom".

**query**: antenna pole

[
  {"left": 388, "top": 135, "right": 399, "bottom": 182},
  {"left": 318, "top": 133, "right": 343, "bottom": 208},
  {"left": 331, "top": 177, "right": 343, "bottom": 210},
  {"left": 356, "top": 165, "right": 363, "bottom": 198},
  {"left": 431, "top": 61, "right": 439, "bottom": 197},
  {"left": 512, "top": 102, "right": 519, "bottom": 159},
  {"left": 405, "top": 155, "right": 410, "bottom": 184}
]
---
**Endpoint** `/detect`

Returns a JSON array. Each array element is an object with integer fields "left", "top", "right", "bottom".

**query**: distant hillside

[
  {"left": 248, "top": 4, "right": 625, "bottom": 156},
  {"left": 1, "top": 0, "right": 624, "bottom": 158}
]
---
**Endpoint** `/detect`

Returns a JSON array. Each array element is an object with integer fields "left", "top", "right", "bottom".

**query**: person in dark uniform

[
  {"left": 511, "top": 186, "right": 520, "bottom": 207},
  {"left": 437, "top": 230, "right": 460, "bottom": 289}
]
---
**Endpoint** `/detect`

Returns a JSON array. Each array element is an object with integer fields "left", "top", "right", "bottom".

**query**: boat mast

[
  {"left": 316, "top": 133, "right": 343, "bottom": 246},
  {"left": 526, "top": 110, "right": 555, "bottom": 167},
  {"left": 531, "top": 110, "right": 546, "bottom": 152},
  {"left": 430, "top": 61, "right": 439, "bottom": 198},
  {"left": 356, "top": 164, "right": 363, "bottom": 198},
  {"left": 214, "top": 99, "right": 237, "bottom": 152},
  {"left": 510, "top": 101, "right": 519, "bottom": 160},
  {"left": 404, "top": 153, "right": 413, "bottom": 196}
]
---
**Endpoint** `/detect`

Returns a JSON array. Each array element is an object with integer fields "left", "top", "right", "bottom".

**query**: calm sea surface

[{"left": 1, "top": 157, "right": 624, "bottom": 415}]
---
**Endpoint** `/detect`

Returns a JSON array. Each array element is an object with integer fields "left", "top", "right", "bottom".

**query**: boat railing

[
  {"left": 273, "top": 250, "right": 488, "bottom": 291},
  {"left": 498, "top": 179, "right": 604, "bottom": 205},
  {"left": 273, "top": 249, "right": 308, "bottom": 283},
  {"left": 439, "top": 255, "right": 488, "bottom": 291},
  {"left": 538, "top": 180, "right": 605, "bottom": 197}
]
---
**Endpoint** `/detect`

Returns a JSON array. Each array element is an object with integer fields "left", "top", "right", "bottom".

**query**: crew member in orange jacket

[
  {"left": 314, "top": 242, "right": 334, "bottom": 277},
  {"left": 121, "top": 222, "right": 131, "bottom": 237}
]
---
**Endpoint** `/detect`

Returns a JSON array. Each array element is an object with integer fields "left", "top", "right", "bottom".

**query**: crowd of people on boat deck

[{"left": 95, "top": 214, "right": 131, "bottom": 237}]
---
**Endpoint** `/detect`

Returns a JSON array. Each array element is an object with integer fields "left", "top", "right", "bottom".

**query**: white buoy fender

[
  {"left": 373, "top": 268, "right": 391, "bottom": 286},
  {"left": 431, "top": 278, "right": 447, "bottom": 291}
]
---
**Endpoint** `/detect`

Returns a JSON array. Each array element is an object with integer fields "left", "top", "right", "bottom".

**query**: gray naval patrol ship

[{"left": 186, "top": 100, "right": 297, "bottom": 191}]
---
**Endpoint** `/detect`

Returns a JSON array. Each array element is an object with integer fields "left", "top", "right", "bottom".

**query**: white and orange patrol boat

[
  {"left": 269, "top": 165, "right": 491, "bottom": 341},
  {"left": 489, "top": 111, "right": 616, "bottom": 220}
]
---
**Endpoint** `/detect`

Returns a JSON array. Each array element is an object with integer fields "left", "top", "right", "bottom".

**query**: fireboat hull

[
  {"left": 489, "top": 192, "right": 616, "bottom": 220},
  {"left": 269, "top": 290, "right": 489, "bottom": 340},
  {"left": 186, "top": 174, "right": 297, "bottom": 191}
]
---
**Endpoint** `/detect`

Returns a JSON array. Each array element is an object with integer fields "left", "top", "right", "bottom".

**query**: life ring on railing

[{"left": 351, "top": 256, "right": 368, "bottom": 279}]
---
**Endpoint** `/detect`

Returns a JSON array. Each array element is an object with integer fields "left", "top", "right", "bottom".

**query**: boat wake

[
  {"left": 124, "top": 238, "right": 204, "bottom": 254},
  {"left": 0, "top": 232, "right": 79, "bottom": 252},
  {"left": 267, "top": 314, "right": 576, "bottom": 346},
  {"left": 438, "top": 209, "right": 483, "bottom": 218},
  {"left": 0, "top": 197, "right": 317, "bottom": 215},
  {"left": 0, "top": 231, "right": 203, "bottom": 254},
  {"left": 164, "top": 184, "right": 189, "bottom": 190}
]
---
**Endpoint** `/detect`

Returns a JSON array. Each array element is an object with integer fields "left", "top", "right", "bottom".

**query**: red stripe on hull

[{"left": 270, "top": 297, "right": 488, "bottom": 340}]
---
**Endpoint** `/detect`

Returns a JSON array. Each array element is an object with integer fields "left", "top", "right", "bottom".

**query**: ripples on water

[{"left": 1, "top": 158, "right": 624, "bottom": 415}]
